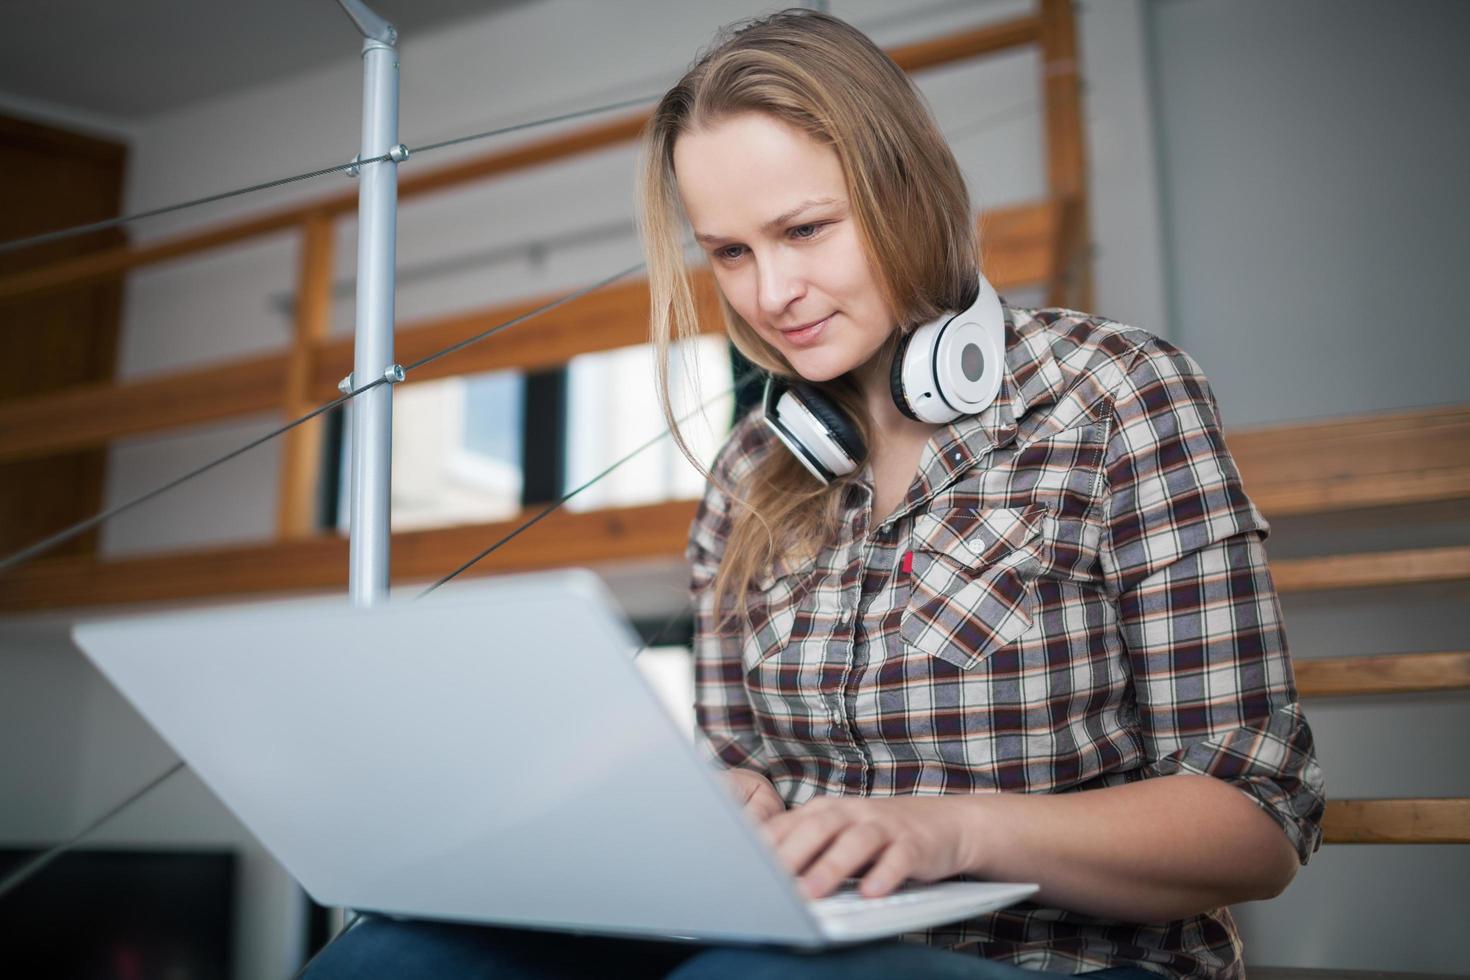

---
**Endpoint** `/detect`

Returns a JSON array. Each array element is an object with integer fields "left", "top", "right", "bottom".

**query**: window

[
  {"left": 336, "top": 370, "right": 525, "bottom": 533},
  {"left": 563, "top": 336, "right": 733, "bottom": 512}
]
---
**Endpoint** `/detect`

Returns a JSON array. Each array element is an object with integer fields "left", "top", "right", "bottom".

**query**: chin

[{"left": 784, "top": 350, "right": 854, "bottom": 384}]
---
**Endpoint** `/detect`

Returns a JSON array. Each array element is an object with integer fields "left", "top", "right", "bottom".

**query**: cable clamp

[
  {"left": 388, "top": 144, "right": 410, "bottom": 163},
  {"left": 345, "top": 155, "right": 362, "bottom": 178},
  {"left": 338, "top": 365, "right": 404, "bottom": 393}
]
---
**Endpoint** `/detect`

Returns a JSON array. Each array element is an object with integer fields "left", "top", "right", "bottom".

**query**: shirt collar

[{"left": 906, "top": 302, "right": 1056, "bottom": 511}]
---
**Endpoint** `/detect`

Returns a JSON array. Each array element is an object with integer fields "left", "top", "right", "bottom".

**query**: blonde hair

[{"left": 638, "top": 8, "right": 977, "bottom": 618}]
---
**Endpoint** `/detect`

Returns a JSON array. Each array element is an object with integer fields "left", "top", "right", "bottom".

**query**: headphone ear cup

[
  {"left": 891, "top": 273, "right": 1006, "bottom": 424},
  {"left": 888, "top": 329, "right": 921, "bottom": 422},
  {"left": 789, "top": 382, "right": 866, "bottom": 462}
]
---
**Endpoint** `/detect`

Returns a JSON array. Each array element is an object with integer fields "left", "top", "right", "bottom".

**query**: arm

[
  {"left": 999, "top": 338, "right": 1323, "bottom": 919},
  {"left": 687, "top": 415, "right": 775, "bottom": 777},
  {"left": 767, "top": 338, "right": 1324, "bottom": 920},
  {"left": 956, "top": 769, "right": 1300, "bottom": 921}
]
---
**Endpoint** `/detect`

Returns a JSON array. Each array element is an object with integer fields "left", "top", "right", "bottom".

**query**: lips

[{"left": 777, "top": 313, "right": 832, "bottom": 348}]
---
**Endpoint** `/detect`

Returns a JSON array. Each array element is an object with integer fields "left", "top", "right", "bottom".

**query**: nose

[{"left": 755, "top": 252, "right": 806, "bottom": 321}]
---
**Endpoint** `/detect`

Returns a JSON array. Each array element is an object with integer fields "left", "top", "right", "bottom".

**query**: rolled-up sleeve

[
  {"left": 687, "top": 414, "right": 769, "bottom": 774},
  {"left": 1100, "top": 338, "right": 1326, "bottom": 863}
]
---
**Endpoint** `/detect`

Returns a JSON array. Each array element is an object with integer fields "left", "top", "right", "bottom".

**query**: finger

[
  {"left": 799, "top": 822, "right": 889, "bottom": 899},
  {"left": 771, "top": 808, "right": 850, "bottom": 878},
  {"left": 857, "top": 837, "right": 918, "bottom": 898},
  {"left": 763, "top": 795, "right": 834, "bottom": 846},
  {"left": 748, "top": 787, "right": 785, "bottom": 823},
  {"left": 724, "top": 770, "right": 760, "bottom": 800}
]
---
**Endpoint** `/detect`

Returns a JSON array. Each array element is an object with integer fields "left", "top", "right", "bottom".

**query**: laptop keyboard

[{"left": 810, "top": 883, "right": 932, "bottom": 914}]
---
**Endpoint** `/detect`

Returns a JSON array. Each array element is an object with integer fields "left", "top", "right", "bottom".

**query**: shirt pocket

[
  {"left": 742, "top": 554, "right": 820, "bottom": 674},
  {"left": 901, "top": 503, "right": 1047, "bottom": 671}
]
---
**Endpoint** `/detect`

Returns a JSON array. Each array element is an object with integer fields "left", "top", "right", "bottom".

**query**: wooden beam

[
  {"left": 0, "top": 353, "right": 286, "bottom": 463},
  {"left": 1271, "top": 545, "right": 1470, "bottom": 594},
  {"left": 0, "top": 209, "right": 304, "bottom": 305},
  {"left": 1038, "top": 0, "right": 1084, "bottom": 198},
  {"left": 1322, "top": 799, "right": 1470, "bottom": 844},
  {"left": 309, "top": 271, "right": 724, "bottom": 398},
  {"left": 1228, "top": 404, "right": 1470, "bottom": 517},
  {"left": 886, "top": 15, "right": 1041, "bottom": 72},
  {"left": 0, "top": 499, "right": 697, "bottom": 612},
  {"left": 1045, "top": 194, "right": 1084, "bottom": 309},
  {"left": 1295, "top": 651, "right": 1470, "bottom": 698},
  {"left": 980, "top": 199, "right": 1059, "bottom": 291},
  {"left": 0, "top": 17, "right": 1043, "bottom": 306},
  {"left": 276, "top": 212, "right": 335, "bottom": 538},
  {"left": 1038, "top": 0, "right": 1092, "bottom": 310},
  {"left": 0, "top": 201, "right": 1060, "bottom": 463}
]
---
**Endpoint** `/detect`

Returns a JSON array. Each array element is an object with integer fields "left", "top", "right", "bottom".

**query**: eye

[
  {"left": 714, "top": 244, "right": 746, "bottom": 262},
  {"left": 790, "top": 222, "right": 822, "bottom": 240}
]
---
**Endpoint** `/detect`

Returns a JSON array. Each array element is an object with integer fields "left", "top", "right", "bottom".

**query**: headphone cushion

[
  {"left": 789, "top": 382, "right": 866, "bottom": 462},
  {"left": 889, "top": 328, "right": 920, "bottom": 421}
]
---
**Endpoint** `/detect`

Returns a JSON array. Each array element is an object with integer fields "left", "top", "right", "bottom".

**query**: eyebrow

[{"left": 694, "top": 197, "right": 844, "bottom": 245}]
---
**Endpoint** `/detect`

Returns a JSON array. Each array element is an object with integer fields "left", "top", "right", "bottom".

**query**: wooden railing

[
  {"left": 2, "top": 0, "right": 1462, "bottom": 852},
  {"left": 1235, "top": 403, "right": 1470, "bottom": 846},
  {"left": 0, "top": 1, "right": 1090, "bottom": 602}
]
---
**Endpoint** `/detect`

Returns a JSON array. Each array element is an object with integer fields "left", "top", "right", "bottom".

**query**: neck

[{"left": 850, "top": 349, "right": 942, "bottom": 453}]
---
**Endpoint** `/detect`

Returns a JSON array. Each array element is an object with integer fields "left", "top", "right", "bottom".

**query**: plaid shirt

[{"left": 687, "top": 305, "right": 1326, "bottom": 978}]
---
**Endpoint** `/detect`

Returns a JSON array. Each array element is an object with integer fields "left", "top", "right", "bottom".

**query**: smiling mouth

[{"left": 778, "top": 314, "right": 832, "bottom": 345}]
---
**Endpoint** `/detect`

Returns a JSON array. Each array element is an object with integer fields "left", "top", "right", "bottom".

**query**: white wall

[
  {"left": 1147, "top": 0, "right": 1470, "bottom": 425},
  {"left": 7, "top": 3, "right": 1119, "bottom": 976},
  {"left": 1142, "top": 0, "right": 1470, "bottom": 971},
  {"left": 8, "top": 0, "right": 1464, "bottom": 974}
]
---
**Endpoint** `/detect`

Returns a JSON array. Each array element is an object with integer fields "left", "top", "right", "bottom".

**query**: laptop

[{"left": 71, "top": 570, "right": 1038, "bottom": 947}]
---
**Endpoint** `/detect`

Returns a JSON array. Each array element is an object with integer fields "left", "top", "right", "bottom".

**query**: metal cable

[
  {"left": 0, "top": 381, "right": 381, "bottom": 575},
  {"left": 0, "top": 67, "right": 1031, "bottom": 919},
  {"left": 0, "top": 259, "right": 649, "bottom": 576},
  {"left": 267, "top": 218, "right": 638, "bottom": 314},
  {"left": 0, "top": 75, "right": 1030, "bottom": 575},
  {"left": 0, "top": 10, "right": 1052, "bottom": 953},
  {"left": 0, "top": 297, "right": 723, "bottom": 939},
  {"left": 409, "top": 93, "right": 657, "bottom": 156},
  {"left": 0, "top": 93, "right": 658, "bottom": 258},
  {"left": 403, "top": 260, "right": 644, "bottom": 374},
  {"left": 0, "top": 0, "right": 1030, "bottom": 260},
  {"left": 418, "top": 367, "right": 754, "bottom": 599},
  {"left": 0, "top": 760, "right": 186, "bottom": 902},
  {"left": 0, "top": 156, "right": 391, "bottom": 256},
  {"left": 944, "top": 97, "right": 1039, "bottom": 144},
  {"left": 0, "top": 80, "right": 1035, "bottom": 848}
]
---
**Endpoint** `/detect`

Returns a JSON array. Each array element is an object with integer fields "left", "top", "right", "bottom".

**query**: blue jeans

[{"left": 300, "top": 915, "right": 1162, "bottom": 979}]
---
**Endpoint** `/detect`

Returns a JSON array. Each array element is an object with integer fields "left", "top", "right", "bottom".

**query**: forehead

[{"left": 672, "top": 112, "right": 846, "bottom": 234}]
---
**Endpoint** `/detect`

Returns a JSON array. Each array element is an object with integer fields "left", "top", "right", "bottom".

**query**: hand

[
  {"left": 764, "top": 795, "right": 981, "bottom": 900},
  {"left": 723, "top": 767, "right": 786, "bottom": 823}
]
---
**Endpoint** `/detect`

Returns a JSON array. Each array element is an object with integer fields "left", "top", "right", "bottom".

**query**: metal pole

[{"left": 338, "top": 0, "right": 400, "bottom": 608}]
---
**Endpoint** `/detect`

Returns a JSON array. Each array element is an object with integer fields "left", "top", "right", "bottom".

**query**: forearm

[{"left": 961, "top": 773, "right": 1300, "bottom": 924}]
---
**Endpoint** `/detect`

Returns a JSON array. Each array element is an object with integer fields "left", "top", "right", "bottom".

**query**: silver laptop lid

[{"left": 73, "top": 570, "right": 822, "bottom": 945}]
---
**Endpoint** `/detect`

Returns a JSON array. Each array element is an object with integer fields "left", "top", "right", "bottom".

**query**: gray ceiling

[{"left": 0, "top": 0, "right": 531, "bottom": 120}]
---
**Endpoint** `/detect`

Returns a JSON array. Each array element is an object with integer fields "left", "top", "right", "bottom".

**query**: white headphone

[{"left": 760, "top": 273, "right": 1006, "bottom": 484}]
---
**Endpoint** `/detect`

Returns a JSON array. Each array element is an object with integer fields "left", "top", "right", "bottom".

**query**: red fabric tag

[{"left": 900, "top": 550, "right": 914, "bottom": 575}]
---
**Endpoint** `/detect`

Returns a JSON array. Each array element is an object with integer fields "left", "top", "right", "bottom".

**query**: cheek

[
  {"left": 830, "top": 235, "right": 886, "bottom": 310},
  {"left": 713, "top": 267, "right": 761, "bottom": 325}
]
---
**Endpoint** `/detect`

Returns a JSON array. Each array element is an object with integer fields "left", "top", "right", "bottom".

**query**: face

[{"left": 672, "top": 112, "right": 896, "bottom": 384}]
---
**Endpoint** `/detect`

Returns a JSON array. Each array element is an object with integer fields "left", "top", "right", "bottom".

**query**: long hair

[{"left": 638, "top": 8, "right": 977, "bottom": 618}]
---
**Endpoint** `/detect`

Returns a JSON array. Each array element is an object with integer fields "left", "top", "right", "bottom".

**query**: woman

[
  {"left": 306, "top": 9, "right": 1323, "bottom": 979},
  {"left": 643, "top": 7, "right": 1324, "bottom": 978}
]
